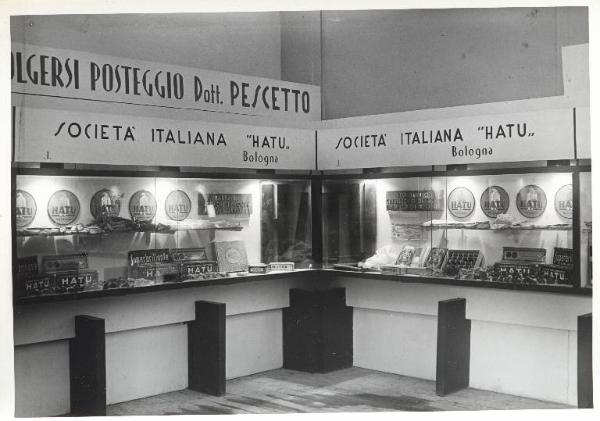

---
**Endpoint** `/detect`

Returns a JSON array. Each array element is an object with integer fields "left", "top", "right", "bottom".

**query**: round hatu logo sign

[
  {"left": 47, "top": 190, "right": 80, "bottom": 226},
  {"left": 480, "top": 186, "right": 509, "bottom": 218},
  {"left": 165, "top": 190, "right": 191, "bottom": 221},
  {"left": 447, "top": 187, "right": 475, "bottom": 218},
  {"left": 15, "top": 190, "right": 37, "bottom": 227},
  {"left": 91, "top": 189, "right": 122, "bottom": 219},
  {"left": 516, "top": 185, "right": 547, "bottom": 218},
  {"left": 554, "top": 184, "right": 573, "bottom": 219},
  {"left": 129, "top": 190, "right": 157, "bottom": 222}
]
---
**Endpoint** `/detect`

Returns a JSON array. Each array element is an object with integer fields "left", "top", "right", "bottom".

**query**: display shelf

[
  {"left": 391, "top": 224, "right": 573, "bottom": 231},
  {"left": 14, "top": 269, "right": 316, "bottom": 305},
  {"left": 324, "top": 269, "right": 592, "bottom": 296},
  {"left": 13, "top": 268, "right": 592, "bottom": 306},
  {"left": 16, "top": 225, "right": 243, "bottom": 238}
]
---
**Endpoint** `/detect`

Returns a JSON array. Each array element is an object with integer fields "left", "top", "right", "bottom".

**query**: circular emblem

[
  {"left": 90, "top": 189, "right": 122, "bottom": 219},
  {"left": 165, "top": 190, "right": 191, "bottom": 221},
  {"left": 480, "top": 186, "right": 509, "bottom": 218},
  {"left": 554, "top": 184, "right": 573, "bottom": 219},
  {"left": 225, "top": 247, "right": 242, "bottom": 264},
  {"left": 447, "top": 187, "right": 475, "bottom": 218},
  {"left": 516, "top": 185, "right": 547, "bottom": 218},
  {"left": 47, "top": 190, "right": 80, "bottom": 226},
  {"left": 15, "top": 190, "right": 37, "bottom": 227},
  {"left": 129, "top": 190, "right": 157, "bottom": 222}
]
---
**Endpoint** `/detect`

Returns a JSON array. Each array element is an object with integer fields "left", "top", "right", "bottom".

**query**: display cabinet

[
  {"left": 322, "top": 162, "right": 592, "bottom": 294},
  {"left": 12, "top": 167, "right": 313, "bottom": 301}
]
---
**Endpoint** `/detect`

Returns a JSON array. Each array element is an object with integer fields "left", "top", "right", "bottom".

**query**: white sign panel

[
  {"left": 14, "top": 107, "right": 316, "bottom": 170},
  {"left": 576, "top": 107, "right": 591, "bottom": 159},
  {"left": 11, "top": 43, "right": 320, "bottom": 121},
  {"left": 317, "top": 109, "right": 574, "bottom": 170}
]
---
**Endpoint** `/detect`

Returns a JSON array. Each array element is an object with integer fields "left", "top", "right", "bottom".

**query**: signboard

[
  {"left": 516, "top": 185, "right": 547, "bottom": 218},
  {"left": 201, "top": 193, "right": 253, "bottom": 216},
  {"left": 317, "top": 109, "right": 574, "bottom": 169},
  {"left": 15, "top": 190, "right": 37, "bottom": 227},
  {"left": 90, "top": 189, "right": 122, "bottom": 219},
  {"left": 165, "top": 190, "right": 191, "bottom": 221},
  {"left": 47, "top": 190, "right": 80, "bottom": 226},
  {"left": 15, "top": 107, "right": 316, "bottom": 170},
  {"left": 447, "top": 187, "right": 475, "bottom": 218},
  {"left": 11, "top": 43, "right": 320, "bottom": 121},
  {"left": 385, "top": 190, "right": 443, "bottom": 212},
  {"left": 554, "top": 185, "right": 573, "bottom": 219},
  {"left": 480, "top": 186, "right": 509, "bottom": 218},
  {"left": 129, "top": 190, "right": 157, "bottom": 222}
]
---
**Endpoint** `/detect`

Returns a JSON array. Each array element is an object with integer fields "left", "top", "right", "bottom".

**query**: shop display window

[
  {"left": 323, "top": 166, "right": 589, "bottom": 290},
  {"left": 14, "top": 172, "right": 312, "bottom": 298}
]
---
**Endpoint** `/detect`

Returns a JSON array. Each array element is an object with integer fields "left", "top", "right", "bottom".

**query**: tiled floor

[{"left": 107, "top": 367, "right": 571, "bottom": 415}]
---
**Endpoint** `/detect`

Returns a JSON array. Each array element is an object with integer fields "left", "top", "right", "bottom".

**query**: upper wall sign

[
  {"left": 317, "top": 109, "right": 574, "bottom": 170},
  {"left": 14, "top": 107, "right": 315, "bottom": 170},
  {"left": 11, "top": 42, "right": 321, "bottom": 121}
]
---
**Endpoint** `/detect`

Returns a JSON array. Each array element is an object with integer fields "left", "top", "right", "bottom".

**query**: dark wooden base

[
  {"left": 69, "top": 315, "right": 106, "bottom": 416},
  {"left": 436, "top": 298, "right": 471, "bottom": 396},
  {"left": 578, "top": 313, "right": 593, "bottom": 408},
  {"left": 188, "top": 300, "right": 226, "bottom": 396},
  {"left": 283, "top": 288, "right": 353, "bottom": 373}
]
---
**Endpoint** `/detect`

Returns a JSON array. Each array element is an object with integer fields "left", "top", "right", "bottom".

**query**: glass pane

[
  {"left": 14, "top": 174, "right": 311, "bottom": 298},
  {"left": 325, "top": 171, "right": 576, "bottom": 287}
]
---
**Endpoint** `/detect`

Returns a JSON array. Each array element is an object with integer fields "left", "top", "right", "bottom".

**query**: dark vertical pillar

[
  {"left": 283, "top": 288, "right": 352, "bottom": 373},
  {"left": 436, "top": 298, "right": 471, "bottom": 396},
  {"left": 188, "top": 300, "right": 226, "bottom": 396},
  {"left": 69, "top": 315, "right": 106, "bottom": 416},
  {"left": 578, "top": 313, "right": 593, "bottom": 408}
]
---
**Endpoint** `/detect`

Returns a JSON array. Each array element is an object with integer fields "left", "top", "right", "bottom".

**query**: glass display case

[
  {"left": 13, "top": 169, "right": 312, "bottom": 300},
  {"left": 322, "top": 164, "right": 591, "bottom": 292}
]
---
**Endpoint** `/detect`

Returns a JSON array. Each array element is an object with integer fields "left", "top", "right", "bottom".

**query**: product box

[
  {"left": 491, "top": 262, "right": 540, "bottom": 283},
  {"left": 248, "top": 263, "right": 269, "bottom": 274},
  {"left": 424, "top": 248, "right": 447, "bottom": 270},
  {"left": 502, "top": 247, "right": 546, "bottom": 263},
  {"left": 180, "top": 261, "right": 219, "bottom": 278},
  {"left": 380, "top": 264, "right": 405, "bottom": 275},
  {"left": 538, "top": 264, "right": 573, "bottom": 286},
  {"left": 552, "top": 247, "right": 574, "bottom": 267},
  {"left": 41, "top": 253, "right": 88, "bottom": 274},
  {"left": 55, "top": 270, "right": 100, "bottom": 292},
  {"left": 16, "top": 256, "right": 39, "bottom": 277},
  {"left": 405, "top": 267, "right": 431, "bottom": 276},
  {"left": 170, "top": 247, "right": 208, "bottom": 262},
  {"left": 214, "top": 241, "right": 248, "bottom": 273},
  {"left": 130, "top": 263, "right": 180, "bottom": 282},
  {"left": 269, "top": 262, "right": 295, "bottom": 272},
  {"left": 395, "top": 246, "right": 415, "bottom": 266},
  {"left": 23, "top": 275, "right": 56, "bottom": 296},
  {"left": 442, "top": 249, "right": 484, "bottom": 276}
]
